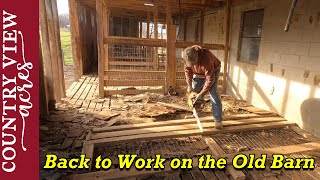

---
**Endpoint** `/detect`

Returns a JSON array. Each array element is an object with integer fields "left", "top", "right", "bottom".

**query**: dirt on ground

[{"left": 63, "top": 64, "right": 74, "bottom": 90}]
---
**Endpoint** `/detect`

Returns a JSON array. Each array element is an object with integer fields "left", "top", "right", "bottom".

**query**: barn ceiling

[{"left": 79, "top": 0, "right": 225, "bottom": 20}]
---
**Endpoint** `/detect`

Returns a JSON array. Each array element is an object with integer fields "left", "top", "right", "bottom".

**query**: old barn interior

[{"left": 39, "top": 0, "right": 320, "bottom": 179}]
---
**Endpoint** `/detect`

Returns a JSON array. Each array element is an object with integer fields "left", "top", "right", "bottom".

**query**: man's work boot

[{"left": 215, "top": 121, "right": 223, "bottom": 130}]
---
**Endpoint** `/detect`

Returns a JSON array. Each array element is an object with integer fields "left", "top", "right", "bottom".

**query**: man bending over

[{"left": 182, "top": 45, "right": 223, "bottom": 129}]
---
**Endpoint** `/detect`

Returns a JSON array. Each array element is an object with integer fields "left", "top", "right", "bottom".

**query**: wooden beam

[
  {"left": 88, "top": 121, "right": 295, "bottom": 145},
  {"left": 222, "top": 0, "right": 231, "bottom": 93},
  {"left": 183, "top": 15, "right": 187, "bottom": 41},
  {"left": 96, "top": 0, "right": 108, "bottom": 98},
  {"left": 139, "top": 20, "right": 142, "bottom": 38},
  {"left": 103, "top": 36, "right": 224, "bottom": 50},
  {"left": 104, "top": 36, "right": 166, "bottom": 47},
  {"left": 104, "top": 79, "right": 165, "bottom": 86},
  {"left": 146, "top": 11, "right": 150, "bottom": 38},
  {"left": 40, "top": 0, "right": 55, "bottom": 103},
  {"left": 93, "top": 113, "right": 278, "bottom": 133},
  {"left": 154, "top": 5, "right": 159, "bottom": 70},
  {"left": 200, "top": 9, "right": 204, "bottom": 43},
  {"left": 104, "top": 70, "right": 166, "bottom": 79},
  {"left": 45, "top": 0, "right": 62, "bottom": 102},
  {"left": 176, "top": 41, "right": 225, "bottom": 50},
  {"left": 91, "top": 117, "right": 285, "bottom": 140},
  {"left": 51, "top": 0, "right": 66, "bottom": 98},
  {"left": 166, "top": 24, "right": 176, "bottom": 92},
  {"left": 68, "top": 0, "right": 82, "bottom": 80},
  {"left": 104, "top": 88, "right": 163, "bottom": 96},
  {"left": 39, "top": 38, "right": 49, "bottom": 117},
  {"left": 103, "top": 0, "right": 110, "bottom": 70},
  {"left": 205, "top": 137, "right": 246, "bottom": 180}
]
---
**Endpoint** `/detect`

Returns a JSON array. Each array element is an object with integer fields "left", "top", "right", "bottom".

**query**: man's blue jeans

[{"left": 192, "top": 71, "right": 223, "bottom": 122}]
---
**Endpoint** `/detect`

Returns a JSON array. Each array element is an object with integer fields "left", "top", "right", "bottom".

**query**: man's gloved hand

[{"left": 194, "top": 94, "right": 204, "bottom": 104}]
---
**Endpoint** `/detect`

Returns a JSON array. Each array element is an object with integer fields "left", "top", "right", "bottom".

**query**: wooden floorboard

[
  {"left": 92, "top": 113, "right": 278, "bottom": 133},
  {"left": 205, "top": 137, "right": 245, "bottom": 180},
  {"left": 88, "top": 121, "right": 295, "bottom": 145},
  {"left": 70, "top": 76, "right": 92, "bottom": 105},
  {"left": 90, "top": 117, "right": 285, "bottom": 140},
  {"left": 65, "top": 76, "right": 87, "bottom": 102},
  {"left": 81, "top": 76, "right": 97, "bottom": 110}
]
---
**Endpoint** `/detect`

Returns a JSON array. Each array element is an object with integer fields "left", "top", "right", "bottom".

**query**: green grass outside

[{"left": 60, "top": 30, "right": 73, "bottom": 65}]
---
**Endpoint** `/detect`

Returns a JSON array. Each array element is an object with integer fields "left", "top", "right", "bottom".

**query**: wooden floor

[
  {"left": 64, "top": 75, "right": 107, "bottom": 111},
  {"left": 66, "top": 75, "right": 320, "bottom": 180}
]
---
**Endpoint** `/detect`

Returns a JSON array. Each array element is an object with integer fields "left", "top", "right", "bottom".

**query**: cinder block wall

[{"left": 226, "top": 0, "right": 320, "bottom": 137}]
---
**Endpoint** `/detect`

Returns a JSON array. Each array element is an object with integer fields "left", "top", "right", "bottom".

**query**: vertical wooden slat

[
  {"left": 51, "top": 0, "right": 66, "bottom": 98},
  {"left": 39, "top": 0, "right": 54, "bottom": 103},
  {"left": 103, "top": 1, "right": 110, "bottom": 70},
  {"left": 147, "top": 11, "right": 150, "bottom": 38},
  {"left": 45, "top": 0, "right": 61, "bottom": 102},
  {"left": 97, "top": 0, "right": 108, "bottom": 98},
  {"left": 39, "top": 37, "right": 49, "bottom": 117},
  {"left": 68, "top": 0, "right": 82, "bottom": 80},
  {"left": 222, "top": 0, "right": 231, "bottom": 93},
  {"left": 165, "top": 0, "right": 175, "bottom": 92},
  {"left": 139, "top": 20, "right": 142, "bottom": 38},
  {"left": 200, "top": 10, "right": 204, "bottom": 44},
  {"left": 183, "top": 15, "right": 187, "bottom": 41},
  {"left": 153, "top": 5, "right": 158, "bottom": 70}
]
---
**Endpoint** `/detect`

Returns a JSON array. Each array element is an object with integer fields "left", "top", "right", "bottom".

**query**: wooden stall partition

[{"left": 222, "top": 0, "right": 231, "bottom": 93}]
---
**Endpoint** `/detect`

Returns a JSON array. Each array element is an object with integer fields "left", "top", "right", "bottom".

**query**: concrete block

[
  {"left": 299, "top": 56, "right": 320, "bottom": 71},
  {"left": 279, "top": 54, "right": 300, "bottom": 67},
  {"left": 309, "top": 43, "right": 320, "bottom": 56}
]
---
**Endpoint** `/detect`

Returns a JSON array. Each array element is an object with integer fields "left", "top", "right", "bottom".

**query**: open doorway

[{"left": 57, "top": 0, "right": 98, "bottom": 90}]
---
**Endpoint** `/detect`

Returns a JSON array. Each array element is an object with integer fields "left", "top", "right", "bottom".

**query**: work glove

[{"left": 194, "top": 94, "right": 204, "bottom": 104}]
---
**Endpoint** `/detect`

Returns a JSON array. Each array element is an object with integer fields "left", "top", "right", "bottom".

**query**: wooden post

[
  {"left": 97, "top": 0, "right": 108, "bottom": 98},
  {"left": 153, "top": 5, "right": 158, "bottom": 70},
  {"left": 166, "top": 1, "right": 176, "bottom": 92},
  {"left": 51, "top": 0, "right": 66, "bottom": 98},
  {"left": 40, "top": 0, "right": 55, "bottom": 104},
  {"left": 103, "top": 0, "right": 110, "bottom": 71},
  {"left": 39, "top": 37, "right": 49, "bottom": 117},
  {"left": 68, "top": 0, "right": 82, "bottom": 80},
  {"left": 139, "top": 21, "right": 142, "bottom": 38},
  {"left": 200, "top": 10, "right": 204, "bottom": 43},
  {"left": 183, "top": 15, "right": 187, "bottom": 41},
  {"left": 147, "top": 11, "right": 150, "bottom": 38},
  {"left": 45, "top": 0, "right": 61, "bottom": 102},
  {"left": 222, "top": 0, "right": 231, "bottom": 93}
]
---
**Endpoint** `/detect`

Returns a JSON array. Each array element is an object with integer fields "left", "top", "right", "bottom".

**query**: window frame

[{"left": 237, "top": 8, "right": 264, "bottom": 65}]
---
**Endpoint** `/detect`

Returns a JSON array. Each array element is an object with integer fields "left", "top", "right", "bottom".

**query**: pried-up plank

[{"left": 205, "top": 137, "right": 245, "bottom": 180}]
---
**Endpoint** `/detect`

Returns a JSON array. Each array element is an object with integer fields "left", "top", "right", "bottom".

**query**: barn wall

[{"left": 226, "top": 0, "right": 320, "bottom": 137}]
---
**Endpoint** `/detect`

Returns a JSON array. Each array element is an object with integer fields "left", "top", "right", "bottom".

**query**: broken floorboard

[{"left": 72, "top": 141, "right": 320, "bottom": 180}]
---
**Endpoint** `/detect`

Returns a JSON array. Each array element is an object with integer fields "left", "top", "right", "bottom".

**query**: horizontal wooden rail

[
  {"left": 105, "top": 70, "right": 166, "bottom": 78},
  {"left": 104, "top": 88, "right": 163, "bottom": 96},
  {"left": 176, "top": 71, "right": 223, "bottom": 77},
  {"left": 105, "top": 79, "right": 165, "bottom": 86},
  {"left": 104, "top": 36, "right": 225, "bottom": 50},
  {"left": 176, "top": 41, "right": 225, "bottom": 50},
  {"left": 104, "top": 36, "right": 166, "bottom": 47}
]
